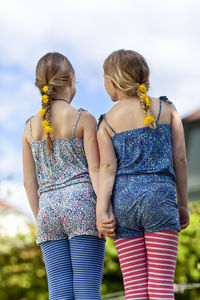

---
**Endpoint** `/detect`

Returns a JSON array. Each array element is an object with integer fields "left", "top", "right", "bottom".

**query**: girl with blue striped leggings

[{"left": 22, "top": 52, "right": 109, "bottom": 299}]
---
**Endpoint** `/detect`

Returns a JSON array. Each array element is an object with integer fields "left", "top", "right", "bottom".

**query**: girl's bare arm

[
  {"left": 22, "top": 123, "right": 39, "bottom": 220},
  {"left": 96, "top": 125, "right": 117, "bottom": 238},
  {"left": 83, "top": 112, "right": 100, "bottom": 195},
  {"left": 97, "top": 126, "right": 117, "bottom": 211},
  {"left": 171, "top": 105, "right": 189, "bottom": 229}
]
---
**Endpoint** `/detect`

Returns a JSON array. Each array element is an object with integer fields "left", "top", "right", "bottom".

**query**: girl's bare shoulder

[{"left": 79, "top": 110, "right": 97, "bottom": 128}]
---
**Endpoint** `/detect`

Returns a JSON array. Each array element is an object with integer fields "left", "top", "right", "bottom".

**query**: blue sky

[{"left": 0, "top": 0, "right": 200, "bottom": 218}]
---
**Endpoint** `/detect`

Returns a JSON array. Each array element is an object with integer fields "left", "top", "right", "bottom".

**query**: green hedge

[
  {"left": 175, "top": 201, "right": 200, "bottom": 283},
  {"left": 0, "top": 228, "right": 48, "bottom": 300},
  {"left": 0, "top": 201, "right": 199, "bottom": 299}
]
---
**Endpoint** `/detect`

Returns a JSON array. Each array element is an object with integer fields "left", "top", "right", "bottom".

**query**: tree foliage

[
  {"left": 175, "top": 201, "right": 200, "bottom": 284},
  {"left": 0, "top": 227, "right": 48, "bottom": 300}
]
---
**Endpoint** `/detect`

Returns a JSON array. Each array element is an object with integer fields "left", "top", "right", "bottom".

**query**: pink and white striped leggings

[{"left": 114, "top": 230, "right": 178, "bottom": 300}]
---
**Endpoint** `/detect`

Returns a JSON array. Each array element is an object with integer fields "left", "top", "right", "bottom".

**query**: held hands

[
  {"left": 179, "top": 206, "right": 190, "bottom": 230},
  {"left": 96, "top": 204, "right": 116, "bottom": 239}
]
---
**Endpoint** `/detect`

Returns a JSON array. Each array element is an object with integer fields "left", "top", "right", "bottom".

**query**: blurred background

[{"left": 0, "top": 0, "right": 200, "bottom": 299}]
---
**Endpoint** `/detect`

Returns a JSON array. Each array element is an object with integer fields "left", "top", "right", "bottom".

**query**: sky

[{"left": 0, "top": 0, "right": 200, "bottom": 219}]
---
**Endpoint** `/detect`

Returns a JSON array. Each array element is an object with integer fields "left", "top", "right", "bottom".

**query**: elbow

[
  {"left": 100, "top": 162, "right": 117, "bottom": 174},
  {"left": 178, "top": 156, "right": 187, "bottom": 165},
  {"left": 23, "top": 178, "right": 27, "bottom": 188},
  {"left": 24, "top": 179, "right": 30, "bottom": 190},
  {"left": 88, "top": 165, "right": 99, "bottom": 174},
  {"left": 24, "top": 178, "right": 36, "bottom": 190},
  {"left": 173, "top": 148, "right": 187, "bottom": 164},
  {"left": 174, "top": 156, "right": 188, "bottom": 169},
  {"left": 23, "top": 180, "right": 28, "bottom": 191}
]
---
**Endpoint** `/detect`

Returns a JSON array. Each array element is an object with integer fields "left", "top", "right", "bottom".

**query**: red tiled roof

[
  {"left": 182, "top": 110, "right": 200, "bottom": 122},
  {"left": 0, "top": 200, "right": 14, "bottom": 211}
]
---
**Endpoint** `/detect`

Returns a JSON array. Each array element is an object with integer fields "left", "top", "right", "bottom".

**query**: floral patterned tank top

[{"left": 28, "top": 109, "right": 91, "bottom": 197}]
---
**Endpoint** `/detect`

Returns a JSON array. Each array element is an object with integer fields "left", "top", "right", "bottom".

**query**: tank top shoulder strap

[
  {"left": 72, "top": 108, "right": 85, "bottom": 138},
  {"left": 156, "top": 96, "right": 173, "bottom": 124},
  {"left": 25, "top": 116, "right": 35, "bottom": 142},
  {"left": 96, "top": 114, "right": 116, "bottom": 134}
]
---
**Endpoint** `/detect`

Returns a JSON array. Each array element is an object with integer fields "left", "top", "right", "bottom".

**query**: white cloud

[
  {"left": 0, "top": 180, "right": 35, "bottom": 222},
  {"left": 0, "top": 78, "right": 38, "bottom": 131},
  {"left": 0, "top": 137, "right": 22, "bottom": 176}
]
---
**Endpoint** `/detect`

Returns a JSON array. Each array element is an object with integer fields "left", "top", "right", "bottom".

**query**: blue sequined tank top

[
  {"left": 97, "top": 96, "right": 176, "bottom": 182},
  {"left": 28, "top": 109, "right": 91, "bottom": 196}
]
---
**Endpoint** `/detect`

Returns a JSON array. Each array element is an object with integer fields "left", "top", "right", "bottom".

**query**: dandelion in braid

[
  {"left": 35, "top": 52, "right": 74, "bottom": 154},
  {"left": 103, "top": 49, "right": 156, "bottom": 129}
]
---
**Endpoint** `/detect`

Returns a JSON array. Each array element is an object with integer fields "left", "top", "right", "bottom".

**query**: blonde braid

[
  {"left": 103, "top": 50, "right": 157, "bottom": 129},
  {"left": 40, "top": 85, "right": 54, "bottom": 154},
  {"left": 35, "top": 52, "right": 75, "bottom": 154},
  {"left": 137, "top": 84, "right": 156, "bottom": 129}
]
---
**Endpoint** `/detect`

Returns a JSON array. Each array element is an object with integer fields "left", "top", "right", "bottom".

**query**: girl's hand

[
  {"left": 179, "top": 206, "right": 190, "bottom": 230},
  {"left": 101, "top": 212, "right": 116, "bottom": 239},
  {"left": 102, "top": 204, "right": 116, "bottom": 236},
  {"left": 96, "top": 209, "right": 116, "bottom": 239}
]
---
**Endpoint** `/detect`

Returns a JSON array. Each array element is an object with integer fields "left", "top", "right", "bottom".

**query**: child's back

[
  {"left": 27, "top": 104, "right": 91, "bottom": 196},
  {"left": 104, "top": 95, "right": 171, "bottom": 132},
  {"left": 99, "top": 96, "right": 175, "bottom": 181}
]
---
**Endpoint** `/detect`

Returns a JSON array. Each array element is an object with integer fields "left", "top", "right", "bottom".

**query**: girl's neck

[
  {"left": 54, "top": 86, "right": 73, "bottom": 103},
  {"left": 118, "top": 95, "right": 139, "bottom": 102},
  {"left": 55, "top": 92, "right": 71, "bottom": 102}
]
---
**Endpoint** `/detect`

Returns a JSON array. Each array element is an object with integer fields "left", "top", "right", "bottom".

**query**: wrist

[
  {"left": 178, "top": 205, "right": 188, "bottom": 209},
  {"left": 178, "top": 206, "right": 188, "bottom": 211},
  {"left": 96, "top": 201, "right": 109, "bottom": 212}
]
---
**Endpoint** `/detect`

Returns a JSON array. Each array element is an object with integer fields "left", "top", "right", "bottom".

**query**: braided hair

[
  {"left": 35, "top": 52, "right": 74, "bottom": 154},
  {"left": 103, "top": 49, "right": 156, "bottom": 128}
]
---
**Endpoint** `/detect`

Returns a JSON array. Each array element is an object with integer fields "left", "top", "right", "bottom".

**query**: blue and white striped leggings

[{"left": 40, "top": 235, "right": 105, "bottom": 300}]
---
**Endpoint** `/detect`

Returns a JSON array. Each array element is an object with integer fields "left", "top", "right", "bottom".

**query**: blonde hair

[
  {"left": 35, "top": 52, "right": 74, "bottom": 153},
  {"left": 103, "top": 49, "right": 156, "bottom": 129}
]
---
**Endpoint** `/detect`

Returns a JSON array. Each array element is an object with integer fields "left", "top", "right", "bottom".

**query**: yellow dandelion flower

[
  {"left": 43, "top": 126, "right": 53, "bottom": 133},
  {"left": 40, "top": 108, "right": 46, "bottom": 117},
  {"left": 144, "top": 115, "right": 155, "bottom": 125},
  {"left": 145, "top": 98, "right": 151, "bottom": 107},
  {"left": 42, "top": 85, "right": 49, "bottom": 93},
  {"left": 138, "top": 84, "right": 147, "bottom": 93},
  {"left": 42, "top": 120, "right": 49, "bottom": 127},
  {"left": 42, "top": 94, "right": 49, "bottom": 104},
  {"left": 141, "top": 93, "right": 148, "bottom": 101},
  {"left": 141, "top": 93, "right": 151, "bottom": 107}
]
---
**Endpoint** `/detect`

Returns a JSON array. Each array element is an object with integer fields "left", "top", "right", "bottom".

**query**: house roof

[
  {"left": 0, "top": 199, "right": 16, "bottom": 212},
  {"left": 182, "top": 110, "right": 200, "bottom": 122}
]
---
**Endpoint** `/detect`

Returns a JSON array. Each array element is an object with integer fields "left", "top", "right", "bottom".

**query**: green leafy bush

[
  {"left": 0, "top": 226, "right": 48, "bottom": 300},
  {"left": 101, "top": 238, "right": 123, "bottom": 295},
  {"left": 175, "top": 201, "right": 200, "bottom": 283}
]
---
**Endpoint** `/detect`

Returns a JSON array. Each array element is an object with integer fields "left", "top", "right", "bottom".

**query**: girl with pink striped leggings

[{"left": 96, "top": 49, "right": 189, "bottom": 300}]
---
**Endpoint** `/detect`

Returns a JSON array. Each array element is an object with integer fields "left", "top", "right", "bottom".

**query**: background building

[{"left": 182, "top": 110, "right": 200, "bottom": 201}]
